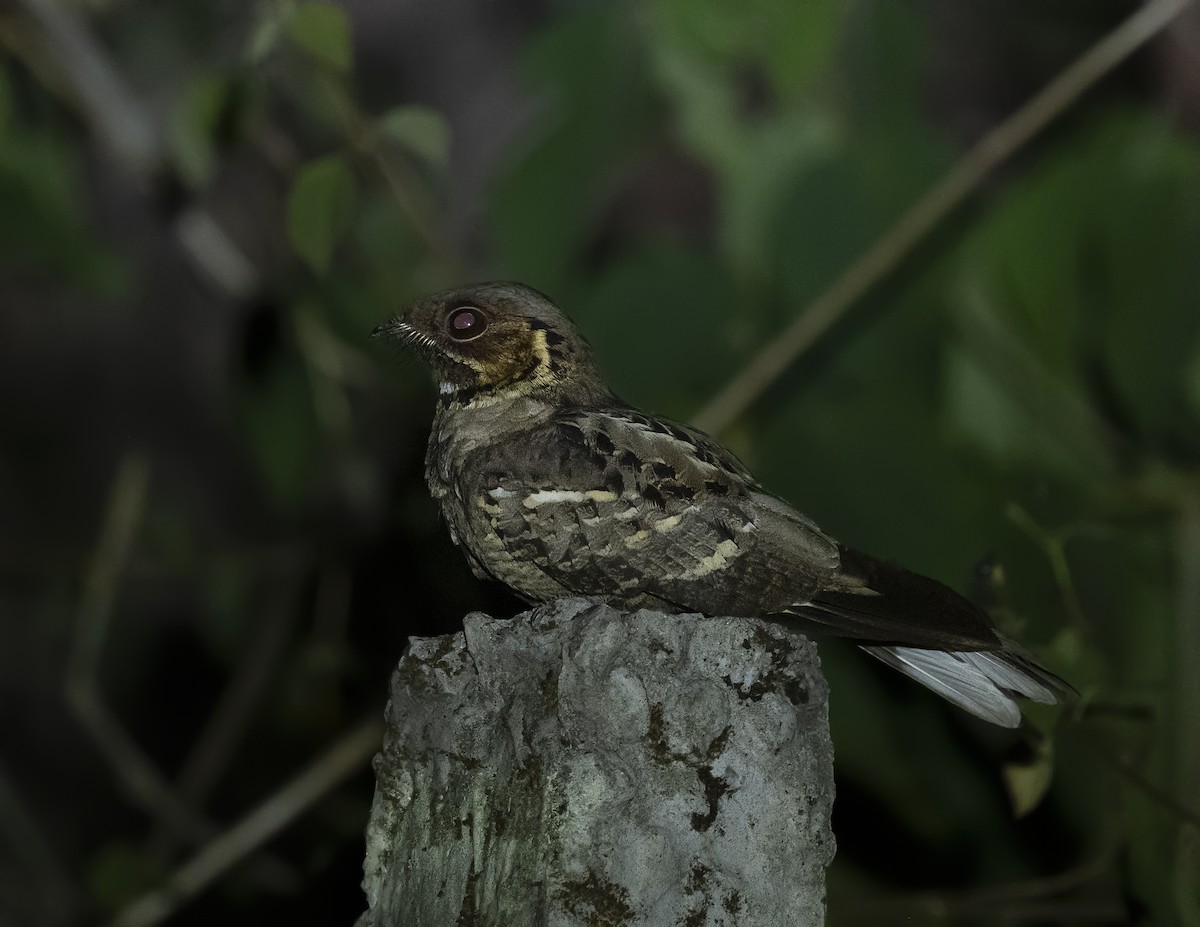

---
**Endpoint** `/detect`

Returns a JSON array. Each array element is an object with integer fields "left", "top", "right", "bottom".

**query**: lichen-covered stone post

[{"left": 357, "top": 598, "right": 834, "bottom": 927}]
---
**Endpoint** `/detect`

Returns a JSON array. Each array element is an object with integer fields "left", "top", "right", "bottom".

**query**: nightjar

[{"left": 375, "top": 282, "right": 1066, "bottom": 727}]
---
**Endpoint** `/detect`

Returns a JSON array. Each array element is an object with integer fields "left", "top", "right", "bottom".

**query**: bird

[{"left": 373, "top": 282, "right": 1067, "bottom": 727}]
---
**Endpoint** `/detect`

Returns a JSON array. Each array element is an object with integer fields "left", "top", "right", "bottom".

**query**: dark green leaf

[
  {"left": 289, "top": 2, "right": 353, "bottom": 71},
  {"left": 957, "top": 159, "right": 1088, "bottom": 382},
  {"left": 377, "top": 106, "right": 450, "bottom": 167},
  {"left": 656, "top": 0, "right": 840, "bottom": 101},
  {"left": 571, "top": 248, "right": 740, "bottom": 417},
  {"left": 1002, "top": 741, "right": 1054, "bottom": 817},
  {"left": 1087, "top": 113, "right": 1200, "bottom": 448},
  {"left": 287, "top": 154, "right": 357, "bottom": 273},
  {"left": 0, "top": 119, "right": 129, "bottom": 294},
  {"left": 170, "top": 74, "right": 234, "bottom": 187},
  {"left": 488, "top": 6, "right": 657, "bottom": 290}
]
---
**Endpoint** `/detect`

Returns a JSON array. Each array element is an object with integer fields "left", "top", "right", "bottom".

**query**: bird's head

[{"left": 373, "top": 282, "right": 610, "bottom": 405}]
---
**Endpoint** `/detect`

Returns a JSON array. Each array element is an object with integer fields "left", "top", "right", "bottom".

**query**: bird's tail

[{"left": 861, "top": 643, "right": 1068, "bottom": 728}]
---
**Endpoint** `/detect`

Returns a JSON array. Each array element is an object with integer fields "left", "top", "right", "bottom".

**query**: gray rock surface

[{"left": 358, "top": 598, "right": 834, "bottom": 927}]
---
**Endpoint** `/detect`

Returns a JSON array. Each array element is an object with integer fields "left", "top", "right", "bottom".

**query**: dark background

[{"left": 2, "top": 1, "right": 1199, "bottom": 925}]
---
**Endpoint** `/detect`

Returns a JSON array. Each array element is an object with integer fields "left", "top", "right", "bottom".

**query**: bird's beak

[
  {"left": 370, "top": 314, "right": 438, "bottom": 356},
  {"left": 371, "top": 314, "right": 403, "bottom": 339}
]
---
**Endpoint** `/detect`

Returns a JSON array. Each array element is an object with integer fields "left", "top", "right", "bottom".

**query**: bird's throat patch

[{"left": 442, "top": 327, "right": 558, "bottom": 409}]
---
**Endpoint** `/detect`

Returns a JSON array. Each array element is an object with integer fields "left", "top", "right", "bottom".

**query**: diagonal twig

[
  {"left": 62, "top": 458, "right": 298, "bottom": 893},
  {"left": 693, "top": 0, "right": 1196, "bottom": 436},
  {"left": 65, "top": 455, "right": 150, "bottom": 688},
  {"left": 63, "top": 457, "right": 215, "bottom": 840},
  {"left": 147, "top": 571, "right": 306, "bottom": 857},
  {"left": 110, "top": 717, "right": 384, "bottom": 927}
]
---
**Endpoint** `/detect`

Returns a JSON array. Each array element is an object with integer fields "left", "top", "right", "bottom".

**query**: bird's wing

[
  {"left": 783, "top": 546, "right": 1006, "bottom": 651},
  {"left": 462, "top": 407, "right": 840, "bottom": 613},
  {"left": 465, "top": 408, "right": 1013, "bottom": 652},
  {"left": 463, "top": 407, "right": 1069, "bottom": 725}
]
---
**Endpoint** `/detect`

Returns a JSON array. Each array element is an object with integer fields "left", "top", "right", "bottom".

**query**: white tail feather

[{"left": 862, "top": 645, "right": 1061, "bottom": 728}]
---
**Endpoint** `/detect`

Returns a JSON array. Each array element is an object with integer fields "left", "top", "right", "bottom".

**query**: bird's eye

[{"left": 447, "top": 306, "right": 487, "bottom": 340}]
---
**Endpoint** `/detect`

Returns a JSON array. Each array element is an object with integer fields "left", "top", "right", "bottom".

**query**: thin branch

[
  {"left": 111, "top": 717, "right": 384, "bottom": 927},
  {"left": 1081, "top": 730, "right": 1200, "bottom": 831},
  {"left": 65, "top": 455, "right": 150, "bottom": 687},
  {"left": 148, "top": 574, "right": 305, "bottom": 856},
  {"left": 340, "top": 96, "right": 469, "bottom": 280},
  {"left": 65, "top": 692, "right": 215, "bottom": 843},
  {"left": 1006, "top": 503, "right": 1091, "bottom": 636},
  {"left": 62, "top": 459, "right": 297, "bottom": 896},
  {"left": 62, "top": 456, "right": 210, "bottom": 837},
  {"left": 173, "top": 208, "right": 259, "bottom": 300},
  {"left": 693, "top": 0, "right": 1196, "bottom": 435},
  {"left": 4, "top": 0, "right": 162, "bottom": 177}
]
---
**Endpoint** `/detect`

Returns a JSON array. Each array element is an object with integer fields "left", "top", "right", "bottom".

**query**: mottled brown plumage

[{"left": 374, "top": 282, "right": 1067, "bottom": 726}]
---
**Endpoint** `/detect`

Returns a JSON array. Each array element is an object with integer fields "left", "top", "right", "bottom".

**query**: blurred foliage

[{"left": 2, "top": 1, "right": 1199, "bottom": 926}]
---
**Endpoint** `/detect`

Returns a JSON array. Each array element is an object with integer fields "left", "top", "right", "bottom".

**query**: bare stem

[
  {"left": 111, "top": 718, "right": 383, "bottom": 927},
  {"left": 62, "top": 457, "right": 211, "bottom": 836},
  {"left": 1005, "top": 503, "right": 1091, "bottom": 636},
  {"left": 1080, "top": 729, "right": 1200, "bottom": 832},
  {"left": 149, "top": 575, "right": 305, "bottom": 855},
  {"left": 693, "top": 0, "right": 1196, "bottom": 436},
  {"left": 333, "top": 81, "right": 468, "bottom": 280},
  {"left": 66, "top": 455, "right": 150, "bottom": 686}
]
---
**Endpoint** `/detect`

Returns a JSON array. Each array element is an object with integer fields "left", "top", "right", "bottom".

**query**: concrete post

[{"left": 358, "top": 598, "right": 834, "bottom": 927}]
